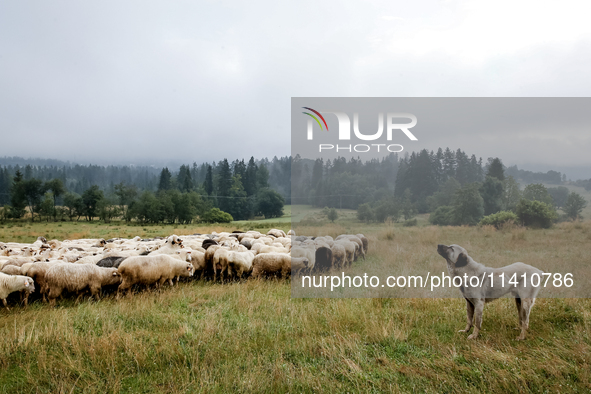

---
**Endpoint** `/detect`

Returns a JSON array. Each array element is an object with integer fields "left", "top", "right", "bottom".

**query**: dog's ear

[{"left": 455, "top": 252, "right": 469, "bottom": 267}]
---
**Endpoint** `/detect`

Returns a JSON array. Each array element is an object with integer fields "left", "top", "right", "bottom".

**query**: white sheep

[
  {"left": 251, "top": 253, "right": 307, "bottom": 278},
  {"left": 0, "top": 273, "right": 35, "bottom": 310},
  {"left": 226, "top": 251, "right": 255, "bottom": 279},
  {"left": 45, "top": 264, "right": 122, "bottom": 306},
  {"left": 117, "top": 255, "right": 194, "bottom": 298}
]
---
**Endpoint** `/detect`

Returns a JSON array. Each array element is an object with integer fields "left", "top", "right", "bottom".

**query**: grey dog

[{"left": 437, "top": 244, "right": 544, "bottom": 340}]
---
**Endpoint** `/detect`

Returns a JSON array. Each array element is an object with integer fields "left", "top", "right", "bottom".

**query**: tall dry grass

[{"left": 0, "top": 221, "right": 590, "bottom": 392}]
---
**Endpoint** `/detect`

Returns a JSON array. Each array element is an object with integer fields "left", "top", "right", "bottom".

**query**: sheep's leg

[
  {"left": 158, "top": 278, "right": 167, "bottom": 288},
  {"left": 41, "top": 284, "right": 48, "bottom": 303},
  {"left": 90, "top": 286, "right": 101, "bottom": 301},
  {"left": 117, "top": 282, "right": 130, "bottom": 300},
  {"left": 2, "top": 298, "right": 9, "bottom": 311},
  {"left": 48, "top": 288, "right": 61, "bottom": 307}
]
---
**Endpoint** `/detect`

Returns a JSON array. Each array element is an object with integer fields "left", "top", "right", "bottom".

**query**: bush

[
  {"left": 515, "top": 199, "right": 557, "bottom": 228},
  {"left": 357, "top": 203, "right": 374, "bottom": 222},
  {"left": 429, "top": 205, "right": 454, "bottom": 226},
  {"left": 563, "top": 192, "right": 587, "bottom": 220},
  {"left": 256, "top": 189, "right": 284, "bottom": 219},
  {"left": 202, "top": 208, "right": 233, "bottom": 223},
  {"left": 479, "top": 211, "right": 518, "bottom": 228},
  {"left": 402, "top": 218, "right": 417, "bottom": 227},
  {"left": 327, "top": 208, "right": 338, "bottom": 222},
  {"left": 452, "top": 183, "right": 484, "bottom": 226}
]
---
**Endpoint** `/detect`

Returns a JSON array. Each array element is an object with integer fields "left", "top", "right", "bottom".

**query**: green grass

[
  {"left": 0, "top": 281, "right": 589, "bottom": 393},
  {"left": 0, "top": 212, "right": 591, "bottom": 392}
]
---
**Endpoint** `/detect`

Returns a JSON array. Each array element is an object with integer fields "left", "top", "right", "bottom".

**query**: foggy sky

[{"left": 1, "top": 1, "right": 590, "bottom": 178}]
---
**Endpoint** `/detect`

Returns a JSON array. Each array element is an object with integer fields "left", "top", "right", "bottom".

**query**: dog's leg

[
  {"left": 467, "top": 299, "right": 485, "bottom": 340},
  {"left": 459, "top": 298, "right": 474, "bottom": 333},
  {"left": 515, "top": 297, "right": 523, "bottom": 330},
  {"left": 517, "top": 298, "right": 535, "bottom": 340}
]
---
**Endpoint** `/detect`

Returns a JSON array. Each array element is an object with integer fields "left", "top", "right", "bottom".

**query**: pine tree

[
  {"left": 257, "top": 164, "right": 269, "bottom": 189},
  {"left": 216, "top": 159, "right": 233, "bottom": 212},
  {"left": 204, "top": 165, "right": 214, "bottom": 196},
  {"left": 158, "top": 168, "right": 172, "bottom": 191},
  {"left": 9, "top": 170, "right": 27, "bottom": 218},
  {"left": 487, "top": 158, "right": 505, "bottom": 181},
  {"left": 177, "top": 165, "right": 193, "bottom": 192},
  {"left": 244, "top": 157, "right": 258, "bottom": 196}
]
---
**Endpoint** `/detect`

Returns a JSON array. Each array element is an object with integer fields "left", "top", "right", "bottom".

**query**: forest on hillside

[{"left": 0, "top": 149, "right": 586, "bottom": 224}]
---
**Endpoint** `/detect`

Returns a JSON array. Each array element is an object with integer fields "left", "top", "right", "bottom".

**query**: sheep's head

[
  {"left": 176, "top": 249, "right": 192, "bottom": 262},
  {"left": 23, "top": 278, "right": 35, "bottom": 293},
  {"left": 186, "top": 264, "right": 194, "bottom": 276},
  {"left": 105, "top": 269, "right": 122, "bottom": 285},
  {"left": 166, "top": 234, "right": 181, "bottom": 245}
]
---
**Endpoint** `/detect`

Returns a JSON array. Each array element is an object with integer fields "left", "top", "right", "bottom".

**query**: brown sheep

[{"left": 314, "top": 246, "right": 333, "bottom": 273}]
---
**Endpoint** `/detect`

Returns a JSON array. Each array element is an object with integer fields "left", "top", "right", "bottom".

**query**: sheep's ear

[
  {"left": 112, "top": 271, "right": 118, "bottom": 276},
  {"left": 24, "top": 281, "right": 29, "bottom": 287},
  {"left": 456, "top": 252, "right": 469, "bottom": 267}
]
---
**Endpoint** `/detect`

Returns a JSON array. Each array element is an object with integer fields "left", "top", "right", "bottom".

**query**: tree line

[
  {"left": 1, "top": 150, "right": 587, "bottom": 227},
  {"left": 0, "top": 156, "right": 285, "bottom": 223},
  {"left": 289, "top": 147, "right": 586, "bottom": 227},
  {"left": 0, "top": 155, "right": 292, "bottom": 206}
]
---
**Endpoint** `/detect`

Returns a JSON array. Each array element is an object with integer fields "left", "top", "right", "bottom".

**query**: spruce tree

[
  {"left": 204, "top": 165, "right": 214, "bottom": 196},
  {"left": 158, "top": 168, "right": 172, "bottom": 191}
]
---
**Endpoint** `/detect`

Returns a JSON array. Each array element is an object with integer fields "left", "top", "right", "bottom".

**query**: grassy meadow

[{"left": 0, "top": 207, "right": 590, "bottom": 392}]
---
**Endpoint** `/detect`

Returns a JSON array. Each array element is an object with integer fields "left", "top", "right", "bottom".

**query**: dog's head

[{"left": 437, "top": 244, "right": 470, "bottom": 268}]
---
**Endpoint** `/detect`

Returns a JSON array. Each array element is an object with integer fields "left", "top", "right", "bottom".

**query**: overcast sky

[{"left": 1, "top": 1, "right": 590, "bottom": 178}]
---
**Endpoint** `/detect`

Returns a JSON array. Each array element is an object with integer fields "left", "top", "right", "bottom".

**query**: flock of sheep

[{"left": 0, "top": 229, "right": 369, "bottom": 309}]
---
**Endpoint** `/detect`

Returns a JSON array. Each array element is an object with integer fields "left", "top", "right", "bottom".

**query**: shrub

[
  {"left": 479, "top": 211, "right": 519, "bottom": 228},
  {"left": 327, "top": 208, "right": 338, "bottom": 222},
  {"left": 202, "top": 208, "right": 233, "bottom": 223},
  {"left": 357, "top": 203, "right": 374, "bottom": 222},
  {"left": 429, "top": 206, "right": 454, "bottom": 226},
  {"left": 563, "top": 192, "right": 587, "bottom": 220},
  {"left": 515, "top": 199, "right": 557, "bottom": 228},
  {"left": 403, "top": 218, "right": 417, "bottom": 227},
  {"left": 256, "top": 189, "right": 284, "bottom": 219},
  {"left": 452, "top": 183, "right": 484, "bottom": 225}
]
